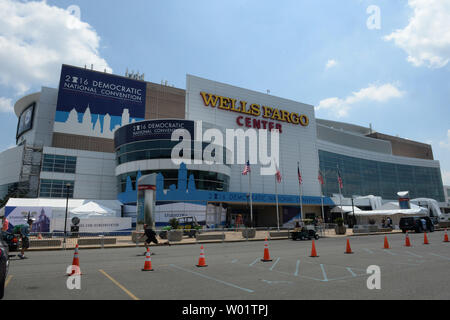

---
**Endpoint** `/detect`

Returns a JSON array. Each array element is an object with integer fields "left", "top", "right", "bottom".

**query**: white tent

[
  {"left": 331, "top": 206, "right": 362, "bottom": 214},
  {"left": 411, "top": 198, "right": 443, "bottom": 219},
  {"left": 353, "top": 204, "right": 428, "bottom": 226},
  {"left": 70, "top": 201, "right": 116, "bottom": 218}
]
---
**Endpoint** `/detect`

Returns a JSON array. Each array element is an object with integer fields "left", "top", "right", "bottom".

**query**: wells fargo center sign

[{"left": 200, "top": 92, "right": 309, "bottom": 133}]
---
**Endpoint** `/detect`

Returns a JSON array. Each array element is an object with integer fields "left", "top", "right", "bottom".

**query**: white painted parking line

[
  {"left": 170, "top": 264, "right": 254, "bottom": 293},
  {"left": 262, "top": 280, "right": 293, "bottom": 285},
  {"left": 363, "top": 248, "right": 374, "bottom": 254},
  {"left": 270, "top": 258, "right": 280, "bottom": 271},
  {"left": 320, "top": 264, "right": 328, "bottom": 282},
  {"left": 383, "top": 250, "right": 397, "bottom": 256},
  {"left": 231, "top": 259, "right": 238, "bottom": 264},
  {"left": 249, "top": 258, "right": 259, "bottom": 267},
  {"left": 405, "top": 251, "right": 423, "bottom": 258},
  {"left": 294, "top": 260, "right": 300, "bottom": 277},
  {"left": 429, "top": 253, "right": 450, "bottom": 261},
  {"left": 346, "top": 267, "right": 357, "bottom": 277}
]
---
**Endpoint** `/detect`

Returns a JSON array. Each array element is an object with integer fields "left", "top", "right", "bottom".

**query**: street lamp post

[
  {"left": 351, "top": 197, "right": 356, "bottom": 228},
  {"left": 63, "top": 183, "right": 71, "bottom": 249}
]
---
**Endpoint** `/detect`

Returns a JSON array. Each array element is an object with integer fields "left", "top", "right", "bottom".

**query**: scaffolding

[{"left": 17, "top": 144, "right": 43, "bottom": 198}]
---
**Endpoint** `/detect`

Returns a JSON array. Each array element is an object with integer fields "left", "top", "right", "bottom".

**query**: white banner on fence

[
  {"left": 51, "top": 217, "right": 132, "bottom": 232},
  {"left": 155, "top": 202, "right": 207, "bottom": 224}
]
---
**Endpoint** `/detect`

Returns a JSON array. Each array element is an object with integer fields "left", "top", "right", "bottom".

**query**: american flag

[
  {"left": 275, "top": 162, "right": 282, "bottom": 183},
  {"left": 318, "top": 170, "right": 324, "bottom": 185},
  {"left": 337, "top": 168, "right": 343, "bottom": 189},
  {"left": 297, "top": 162, "right": 302, "bottom": 185},
  {"left": 242, "top": 160, "right": 251, "bottom": 175}
]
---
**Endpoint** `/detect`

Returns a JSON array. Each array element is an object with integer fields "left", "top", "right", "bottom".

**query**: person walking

[
  {"left": 1, "top": 215, "right": 9, "bottom": 240},
  {"left": 1, "top": 216, "right": 8, "bottom": 232},
  {"left": 139, "top": 224, "right": 170, "bottom": 254},
  {"left": 12, "top": 219, "right": 34, "bottom": 259}
]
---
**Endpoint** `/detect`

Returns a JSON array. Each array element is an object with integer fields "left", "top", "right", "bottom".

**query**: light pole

[
  {"left": 351, "top": 197, "right": 356, "bottom": 228},
  {"left": 63, "top": 183, "right": 71, "bottom": 248}
]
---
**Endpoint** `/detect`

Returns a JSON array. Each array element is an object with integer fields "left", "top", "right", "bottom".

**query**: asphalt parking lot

[{"left": 3, "top": 231, "right": 450, "bottom": 300}]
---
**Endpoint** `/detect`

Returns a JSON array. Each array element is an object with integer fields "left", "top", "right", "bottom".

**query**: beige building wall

[{"left": 367, "top": 132, "right": 434, "bottom": 160}]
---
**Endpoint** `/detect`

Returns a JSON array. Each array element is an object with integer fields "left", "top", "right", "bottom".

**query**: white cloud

[
  {"left": 325, "top": 59, "right": 337, "bottom": 69},
  {"left": 0, "top": 97, "right": 13, "bottom": 113},
  {"left": 0, "top": 0, "right": 111, "bottom": 96},
  {"left": 384, "top": 0, "right": 450, "bottom": 68},
  {"left": 316, "top": 83, "right": 404, "bottom": 118}
]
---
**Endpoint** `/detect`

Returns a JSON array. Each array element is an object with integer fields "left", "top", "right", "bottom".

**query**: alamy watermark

[
  {"left": 170, "top": 121, "right": 280, "bottom": 175},
  {"left": 66, "top": 5, "right": 81, "bottom": 29},
  {"left": 66, "top": 265, "right": 81, "bottom": 290},
  {"left": 366, "top": 265, "right": 381, "bottom": 290},
  {"left": 366, "top": 5, "right": 381, "bottom": 30}
]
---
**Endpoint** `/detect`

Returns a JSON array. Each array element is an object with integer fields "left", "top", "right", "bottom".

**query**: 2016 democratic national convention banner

[{"left": 54, "top": 65, "right": 147, "bottom": 139}]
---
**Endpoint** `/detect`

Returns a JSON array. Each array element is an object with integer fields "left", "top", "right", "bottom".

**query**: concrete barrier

[
  {"left": 439, "top": 222, "right": 450, "bottom": 228},
  {"left": 132, "top": 231, "right": 146, "bottom": 243},
  {"left": 77, "top": 238, "right": 117, "bottom": 246},
  {"left": 269, "top": 231, "right": 290, "bottom": 238},
  {"left": 196, "top": 233, "right": 225, "bottom": 241},
  {"left": 29, "top": 239, "right": 62, "bottom": 248}
]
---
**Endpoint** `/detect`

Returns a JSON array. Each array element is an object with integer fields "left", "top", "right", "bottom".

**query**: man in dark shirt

[{"left": 139, "top": 224, "right": 170, "bottom": 254}]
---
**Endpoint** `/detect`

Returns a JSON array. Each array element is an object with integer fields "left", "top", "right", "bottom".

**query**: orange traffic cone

[
  {"left": 68, "top": 244, "right": 82, "bottom": 276},
  {"left": 383, "top": 236, "right": 390, "bottom": 249},
  {"left": 142, "top": 248, "right": 154, "bottom": 271},
  {"left": 444, "top": 230, "right": 449, "bottom": 243},
  {"left": 261, "top": 238, "right": 272, "bottom": 262},
  {"left": 405, "top": 232, "right": 411, "bottom": 247},
  {"left": 196, "top": 245, "right": 208, "bottom": 267},
  {"left": 310, "top": 240, "right": 319, "bottom": 257},
  {"left": 345, "top": 239, "right": 353, "bottom": 254},
  {"left": 424, "top": 232, "right": 429, "bottom": 245}
]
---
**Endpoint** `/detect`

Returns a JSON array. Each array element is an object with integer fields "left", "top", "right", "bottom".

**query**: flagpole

[
  {"left": 298, "top": 162, "right": 303, "bottom": 221},
  {"left": 249, "top": 167, "right": 253, "bottom": 228},
  {"left": 275, "top": 174, "right": 280, "bottom": 231},
  {"left": 337, "top": 165, "right": 343, "bottom": 219},
  {"left": 320, "top": 183, "right": 325, "bottom": 222}
]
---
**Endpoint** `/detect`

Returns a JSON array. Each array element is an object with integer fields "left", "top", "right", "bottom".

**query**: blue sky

[{"left": 0, "top": 0, "right": 449, "bottom": 184}]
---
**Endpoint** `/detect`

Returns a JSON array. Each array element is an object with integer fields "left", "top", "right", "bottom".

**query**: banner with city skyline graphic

[{"left": 54, "top": 64, "right": 147, "bottom": 139}]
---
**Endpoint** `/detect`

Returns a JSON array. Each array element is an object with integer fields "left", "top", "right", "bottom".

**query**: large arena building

[{"left": 0, "top": 64, "right": 446, "bottom": 228}]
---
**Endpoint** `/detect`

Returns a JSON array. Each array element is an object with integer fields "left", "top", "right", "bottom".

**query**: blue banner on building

[
  {"left": 114, "top": 119, "right": 195, "bottom": 148},
  {"left": 54, "top": 64, "right": 147, "bottom": 139}
]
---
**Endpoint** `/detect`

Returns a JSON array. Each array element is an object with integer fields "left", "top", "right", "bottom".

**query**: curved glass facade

[
  {"left": 319, "top": 150, "right": 445, "bottom": 202},
  {"left": 116, "top": 140, "right": 230, "bottom": 166},
  {"left": 117, "top": 169, "right": 230, "bottom": 193}
]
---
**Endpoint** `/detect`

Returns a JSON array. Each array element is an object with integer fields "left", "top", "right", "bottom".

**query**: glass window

[
  {"left": 117, "top": 170, "right": 230, "bottom": 194},
  {"left": 116, "top": 140, "right": 230, "bottom": 167},
  {"left": 42, "top": 154, "right": 77, "bottom": 174},
  {"left": 319, "top": 150, "right": 445, "bottom": 202},
  {"left": 39, "top": 180, "right": 74, "bottom": 198}
]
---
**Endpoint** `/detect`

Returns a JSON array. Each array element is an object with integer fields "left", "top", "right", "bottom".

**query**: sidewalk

[{"left": 26, "top": 228, "right": 409, "bottom": 251}]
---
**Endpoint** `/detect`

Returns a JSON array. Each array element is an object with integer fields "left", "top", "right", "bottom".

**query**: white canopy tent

[
  {"left": 411, "top": 198, "right": 443, "bottom": 219},
  {"left": 353, "top": 202, "right": 428, "bottom": 226},
  {"left": 4, "top": 198, "right": 122, "bottom": 218},
  {"left": 331, "top": 206, "right": 362, "bottom": 214},
  {"left": 70, "top": 201, "right": 117, "bottom": 218}
]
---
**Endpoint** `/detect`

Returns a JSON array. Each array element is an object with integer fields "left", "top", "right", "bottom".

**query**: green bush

[
  {"left": 169, "top": 218, "right": 179, "bottom": 230},
  {"left": 334, "top": 218, "right": 344, "bottom": 227}
]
